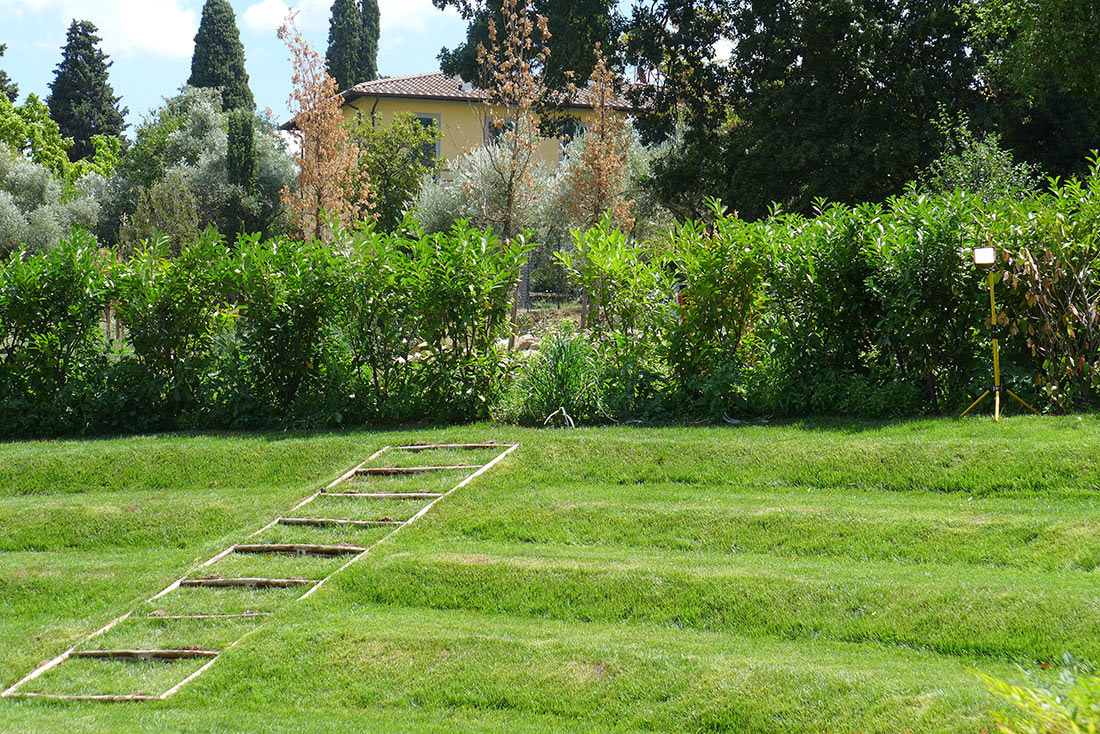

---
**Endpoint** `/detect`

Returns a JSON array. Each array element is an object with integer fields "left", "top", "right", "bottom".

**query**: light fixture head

[{"left": 973, "top": 247, "right": 996, "bottom": 267}]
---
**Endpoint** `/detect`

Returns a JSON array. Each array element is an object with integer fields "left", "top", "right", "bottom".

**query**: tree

[
  {"left": 327, "top": 0, "right": 362, "bottom": 92},
  {"left": 565, "top": 46, "right": 633, "bottom": 231},
  {"left": 347, "top": 111, "right": 442, "bottom": 230},
  {"left": 118, "top": 170, "right": 201, "bottom": 255},
  {"left": 970, "top": 0, "right": 1100, "bottom": 177},
  {"left": 101, "top": 87, "right": 292, "bottom": 245},
  {"left": 360, "top": 0, "right": 380, "bottom": 83},
  {"left": 0, "top": 44, "right": 18, "bottom": 104},
  {"left": 0, "top": 144, "right": 103, "bottom": 256},
  {"left": 189, "top": 0, "right": 255, "bottom": 111},
  {"left": 227, "top": 110, "right": 257, "bottom": 190},
  {"left": 279, "top": 14, "right": 373, "bottom": 241},
  {"left": 1, "top": 93, "right": 120, "bottom": 184},
  {"left": 46, "top": 20, "right": 127, "bottom": 163},
  {"left": 435, "top": 0, "right": 616, "bottom": 133},
  {"left": 472, "top": 0, "right": 551, "bottom": 321},
  {"left": 628, "top": 0, "right": 982, "bottom": 220}
]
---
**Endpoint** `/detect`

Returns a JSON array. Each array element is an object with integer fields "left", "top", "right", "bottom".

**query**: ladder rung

[
  {"left": 73, "top": 649, "right": 219, "bottom": 661},
  {"left": 146, "top": 612, "right": 272, "bottom": 620},
  {"left": 7, "top": 692, "right": 162, "bottom": 702},
  {"left": 396, "top": 443, "right": 504, "bottom": 451},
  {"left": 234, "top": 543, "right": 366, "bottom": 556},
  {"left": 355, "top": 465, "right": 477, "bottom": 475},
  {"left": 181, "top": 577, "right": 316, "bottom": 589},
  {"left": 321, "top": 491, "right": 444, "bottom": 499},
  {"left": 278, "top": 517, "right": 402, "bottom": 527}
]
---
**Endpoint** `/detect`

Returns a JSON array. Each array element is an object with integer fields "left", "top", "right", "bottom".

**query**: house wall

[{"left": 342, "top": 95, "right": 599, "bottom": 176}]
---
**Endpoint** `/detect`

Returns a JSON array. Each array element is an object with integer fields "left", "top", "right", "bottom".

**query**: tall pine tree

[
  {"left": 46, "top": 21, "right": 126, "bottom": 162},
  {"left": 0, "top": 44, "right": 18, "bottom": 103},
  {"left": 188, "top": 0, "right": 255, "bottom": 111},
  {"left": 360, "top": 0, "right": 380, "bottom": 82},
  {"left": 326, "top": 0, "right": 363, "bottom": 91}
]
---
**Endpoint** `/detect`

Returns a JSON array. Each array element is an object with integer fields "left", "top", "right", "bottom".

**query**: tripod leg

[
  {"left": 1006, "top": 389, "right": 1040, "bottom": 416},
  {"left": 960, "top": 390, "right": 990, "bottom": 418}
]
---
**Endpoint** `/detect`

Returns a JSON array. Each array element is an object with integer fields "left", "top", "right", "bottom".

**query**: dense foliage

[
  {"left": 0, "top": 218, "right": 530, "bottom": 437},
  {"left": 346, "top": 111, "right": 442, "bottom": 230},
  {"left": 979, "top": 655, "right": 1100, "bottom": 733},
  {"left": 102, "top": 87, "right": 292, "bottom": 246},
  {"left": 327, "top": 0, "right": 364, "bottom": 92},
  {"left": 0, "top": 44, "right": 17, "bottom": 104},
  {"left": 188, "top": 0, "right": 255, "bottom": 111},
  {"left": 6, "top": 164, "right": 1100, "bottom": 437},
  {"left": 435, "top": 0, "right": 619, "bottom": 132},
  {"left": 45, "top": 20, "right": 126, "bottom": 163}
]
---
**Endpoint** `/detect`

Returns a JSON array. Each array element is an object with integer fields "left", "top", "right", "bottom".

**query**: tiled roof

[{"left": 343, "top": 72, "right": 634, "bottom": 111}]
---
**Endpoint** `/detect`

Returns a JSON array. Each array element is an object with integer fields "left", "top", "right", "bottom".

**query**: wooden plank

[
  {"left": 299, "top": 442, "right": 519, "bottom": 602},
  {"left": 6, "top": 691, "right": 162, "bottom": 702},
  {"left": 355, "top": 465, "right": 477, "bottom": 475},
  {"left": 146, "top": 612, "right": 271, "bottom": 620},
  {"left": 180, "top": 577, "right": 316, "bottom": 589},
  {"left": 233, "top": 543, "right": 367, "bottom": 556},
  {"left": 321, "top": 491, "right": 444, "bottom": 499},
  {"left": 73, "top": 649, "right": 219, "bottom": 661},
  {"left": 278, "top": 517, "right": 402, "bottom": 527},
  {"left": 396, "top": 443, "right": 504, "bottom": 451}
]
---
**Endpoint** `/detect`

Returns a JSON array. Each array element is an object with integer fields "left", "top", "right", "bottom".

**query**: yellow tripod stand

[{"left": 960, "top": 269, "right": 1040, "bottom": 422}]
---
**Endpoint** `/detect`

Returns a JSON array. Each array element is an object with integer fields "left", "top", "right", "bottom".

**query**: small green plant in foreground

[{"left": 979, "top": 655, "right": 1100, "bottom": 733}]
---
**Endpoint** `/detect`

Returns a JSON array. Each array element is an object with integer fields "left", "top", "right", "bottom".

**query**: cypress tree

[
  {"left": 360, "top": 0, "right": 380, "bottom": 83},
  {"left": 46, "top": 20, "right": 127, "bottom": 162},
  {"left": 326, "top": 0, "right": 362, "bottom": 91},
  {"left": 188, "top": 0, "right": 255, "bottom": 111},
  {"left": 0, "top": 44, "right": 18, "bottom": 103},
  {"left": 224, "top": 109, "right": 260, "bottom": 238},
  {"left": 227, "top": 110, "right": 256, "bottom": 190}
]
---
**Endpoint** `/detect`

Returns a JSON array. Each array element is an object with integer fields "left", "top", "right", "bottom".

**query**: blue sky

[{"left": 0, "top": 0, "right": 468, "bottom": 130}]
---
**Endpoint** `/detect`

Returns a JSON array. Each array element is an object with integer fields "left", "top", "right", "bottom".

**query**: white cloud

[
  {"left": 379, "top": 0, "right": 458, "bottom": 32},
  {"left": 242, "top": 0, "right": 327, "bottom": 33},
  {"left": 242, "top": 0, "right": 458, "bottom": 35},
  {"left": 1, "top": 0, "right": 198, "bottom": 59}
]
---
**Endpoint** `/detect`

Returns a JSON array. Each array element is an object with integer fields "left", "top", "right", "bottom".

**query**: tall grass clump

[{"left": 494, "top": 323, "right": 604, "bottom": 426}]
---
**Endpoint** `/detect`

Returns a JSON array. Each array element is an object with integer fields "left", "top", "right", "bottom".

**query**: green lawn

[{"left": 1, "top": 417, "right": 1099, "bottom": 732}]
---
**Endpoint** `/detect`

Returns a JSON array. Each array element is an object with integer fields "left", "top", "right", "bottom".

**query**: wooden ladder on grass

[{"left": 2, "top": 441, "right": 518, "bottom": 702}]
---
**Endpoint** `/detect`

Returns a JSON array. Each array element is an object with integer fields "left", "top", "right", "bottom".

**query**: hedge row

[
  {"left": 0, "top": 220, "right": 528, "bottom": 437},
  {"left": 2, "top": 166, "right": 1098, "bottom": 437}
]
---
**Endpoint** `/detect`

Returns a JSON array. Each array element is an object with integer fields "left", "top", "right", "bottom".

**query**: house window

[
  {"left": 415, "top": 113, "right": 441, "bottom": 164},
  {"left": 559, "top": 120, "right": 587, "bottom": 162},
  {"left": 484, "top": 116, "right": 516, "bottom": 144}
]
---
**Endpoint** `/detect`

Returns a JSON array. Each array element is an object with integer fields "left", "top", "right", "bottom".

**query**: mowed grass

[{"left": 1, "top": 417, "right": 1099, "bottom": 732}]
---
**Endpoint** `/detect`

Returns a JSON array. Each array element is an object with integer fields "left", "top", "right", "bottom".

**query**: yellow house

[{"left": 339, "top": 72, "right": 631, "bottom": 176}]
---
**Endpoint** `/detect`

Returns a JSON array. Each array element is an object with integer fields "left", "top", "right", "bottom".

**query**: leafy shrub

[
  {"left": 112, "top": 231, "right": 231, "bottom": 424},
  {"left": 0, "top": 231, "right": 110, "bottom": 435},
  {"left": 557, "top": 217, "right": 668, "bottom": 337},
  {"left": 662, "top": 202, "right": 767, "bottom": 404},
  {"left": 1000, "top": 161, "right": 1100, "bottom": 412},
  {"left": 866, "top": 192, "right": 989, "bottom": 412},
  {"left": 920, "top": 115, "right": 1039, "bottom": 201},
  {"left": 232, "top": 233, "right": 337, "bottom": 416},
  {"left": 494, "top": 323, "right": 604, "bottom": 425},
  {"left": 978, "top": 656, "right": 1100, "bottom": 733},
  {"left": 330, "top": 222, "right": 416, "bottom": 419},
  {"left": 403, "top": 219, "right": 532, "bottom": 421}
]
